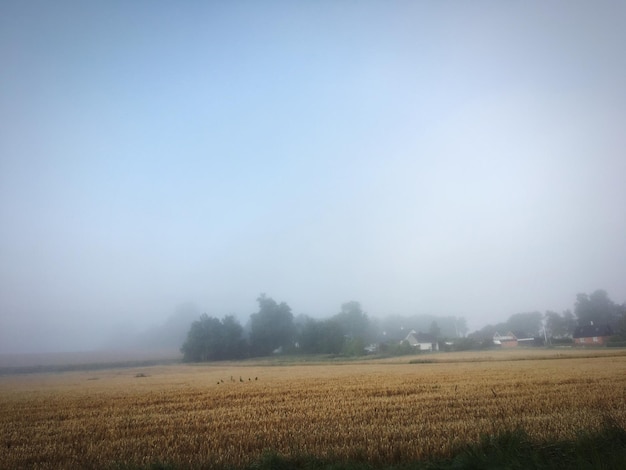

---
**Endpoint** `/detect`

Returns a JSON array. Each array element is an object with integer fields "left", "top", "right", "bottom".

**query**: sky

[{"left": 1, "top": 1, "right": 625, "bottom": 354}]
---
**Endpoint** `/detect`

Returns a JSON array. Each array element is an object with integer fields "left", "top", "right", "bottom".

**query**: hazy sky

[{"left": 1, "top": 1, "right": 625, "bottom": 353}]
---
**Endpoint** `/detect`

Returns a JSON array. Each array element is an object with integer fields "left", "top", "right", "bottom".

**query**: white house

[{"left": 404, "top": 330, "right": 439, "bottom": 351}]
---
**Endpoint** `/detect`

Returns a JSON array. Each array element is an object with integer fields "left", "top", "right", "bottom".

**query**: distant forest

[{"left": 180, "top": 290, "right": 626, "bottom": 362}]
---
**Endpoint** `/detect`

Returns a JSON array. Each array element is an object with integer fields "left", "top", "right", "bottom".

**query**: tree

[
  {"left": 333, "top": 301, "right": 370, "bottom": 340},
  {"left": 616, "top": 305, "right": 626, "bottom": 340},
  {"left": 468, "top": 322, "right": 507, "bottom": 348},
  {"left": 330, "top": 301, "right": 372, "bottom": 356},
  {"left": 319, "top": 319, "right": 346, "bottom": 354},
  {"left": 342, "top": 336, "right": 366, "bottom": 356},
  {"left": 575, "top": 290, "right": 622, "bottom": 328},
  {"left": 506, "top": 311, "right": 543, "bottom": 337},
  {"left": 297, "top": 318, "right": 323, "bottom": 354},
  {"left": 452, "top": 337, "right": 480, "bottom": 351},
  {"left": 428, "top": 321, "right": 441, "bottom": 340},
  {"left": 249, "top": 294, "right": 296, "bottom": 356},
  {"left": 562, "top": 309, "right": 577, "bottom": 336},
  {"left": 298, "top": 317, "right": 345, "bottom": 354},
  {"left": 220, "top": 315, "right": 247, "bottom": 359},
  {"left": 544, "top": 310, "right": 576, "bottom": 339},
  {"left": 180, "top": 314, "right": 246, "bottom": 362},
  {"left": 544, "top": 311, "right": 565, "bottom": 339}
]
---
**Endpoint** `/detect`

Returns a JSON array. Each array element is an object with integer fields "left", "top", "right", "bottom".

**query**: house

[
  {"left": 404, "top": 330, "right": 438, "bottom": 351},
  {"left": 573, "top": 324, "right": 613, "bottom": 346},
  {"left": 493, "top": 331, "right": 518, "bottom": 347},
  {"left": 364, "top": 343, "right": 378, "bottom": 354}
]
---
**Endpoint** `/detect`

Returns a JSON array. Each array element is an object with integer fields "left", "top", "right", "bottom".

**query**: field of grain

[{"left": 1, "top": 349, "right": 625, "bottom": 469}]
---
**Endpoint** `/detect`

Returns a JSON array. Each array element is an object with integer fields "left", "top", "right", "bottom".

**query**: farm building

[
  {"left": 493, "top": 331, "right": 537, "bottom": 347},
  {"left": 493, "top": 331, "right": 518, "bottom": 347},
  {"left": 404, "top": 330, "right": 438, "bottom": 351},
  {"left": 572, "top": 324, "right": 613, "bottom": 346}
]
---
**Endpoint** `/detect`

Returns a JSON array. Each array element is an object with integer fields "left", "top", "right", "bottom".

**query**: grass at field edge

[{"left": 111, "top": 419, "right": 626, "bottom": 470}]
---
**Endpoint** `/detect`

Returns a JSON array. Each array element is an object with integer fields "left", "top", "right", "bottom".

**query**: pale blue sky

[{"left": 1, "top": 1, "right": 625, "bottom": 353}]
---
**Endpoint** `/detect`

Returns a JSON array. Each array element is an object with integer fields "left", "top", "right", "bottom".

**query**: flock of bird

[{"left": 217, "top": 376, "right": 258, "bottom": 384}]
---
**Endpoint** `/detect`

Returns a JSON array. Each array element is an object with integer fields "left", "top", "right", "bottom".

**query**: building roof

[
  {"left": 572, "top": 324, "right": 613, "bottom": 339},
  {"left": 404, "top": 330, "right": 436, "bottom": 344},
  {"left": 493, "top": 331, "right": 517, "bottom": 341}
]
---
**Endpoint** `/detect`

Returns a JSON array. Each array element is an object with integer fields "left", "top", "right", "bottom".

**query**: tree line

[
  {"left": 468, "top": 289, "right": 626, "bottom": 346},
  {"left": 181, "top": 295, "right": 375, "bottom": 361},
  {"left": 181, "top": 289, "right": 626, "bottom": 362}
]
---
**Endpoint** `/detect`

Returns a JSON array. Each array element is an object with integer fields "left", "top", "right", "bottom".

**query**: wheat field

[{"left": 1, "top": 349, "right": 625, "bottom": 469}]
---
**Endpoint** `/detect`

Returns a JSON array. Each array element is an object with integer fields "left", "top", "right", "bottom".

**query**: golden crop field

[{"left": 1, "top": 349, "right": 626, "bottom": 469}]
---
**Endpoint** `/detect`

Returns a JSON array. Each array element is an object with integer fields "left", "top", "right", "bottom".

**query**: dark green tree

[
  {"left": 181, "top": 314, "right": 213, "bottom": 362},
  {"left": 329, "top": 301, "right": 373, "bottom": 356},
  {"left": 575, "top": 290, "right": 622, "bottom": 328},
  {"left": 297, "top": 318, "right": 324, "bottom": 354},
  {"left": 319, "top": 319, "right": 346, "bottom": 354},
  {"left": 180, "top": 314, "right": 246, "bottom": 362},
  {"left": 220, "top": 315, "right": 247, "bottom": 359},
  {"left": 342, "top": 336, "right": 366, "bottom": 356},
  {"left": 333, "top": 301, "right": 370, "bottom": 340},
  {"left": 249, "top": 294, "right": 296, "bottom": 356},
  {"left": 298, "top": 318, "right": 346, "bottom": 354}
]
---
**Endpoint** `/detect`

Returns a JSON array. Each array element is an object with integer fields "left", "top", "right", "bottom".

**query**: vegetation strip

[
  {"left": 108, "top": 422, "right": 626, "bottom": 469},
  {"left": 239, "top": 423, "right": 626, "bottom": 470}
]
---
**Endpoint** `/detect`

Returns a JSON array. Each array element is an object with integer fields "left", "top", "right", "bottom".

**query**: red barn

[{"left": 573, "top": 324, "right": 613, "bottom": 346}]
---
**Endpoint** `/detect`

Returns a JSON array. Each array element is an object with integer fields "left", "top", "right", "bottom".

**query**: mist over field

[{"left": 1, "top": 1, "right": 626, "bottom": 355}]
